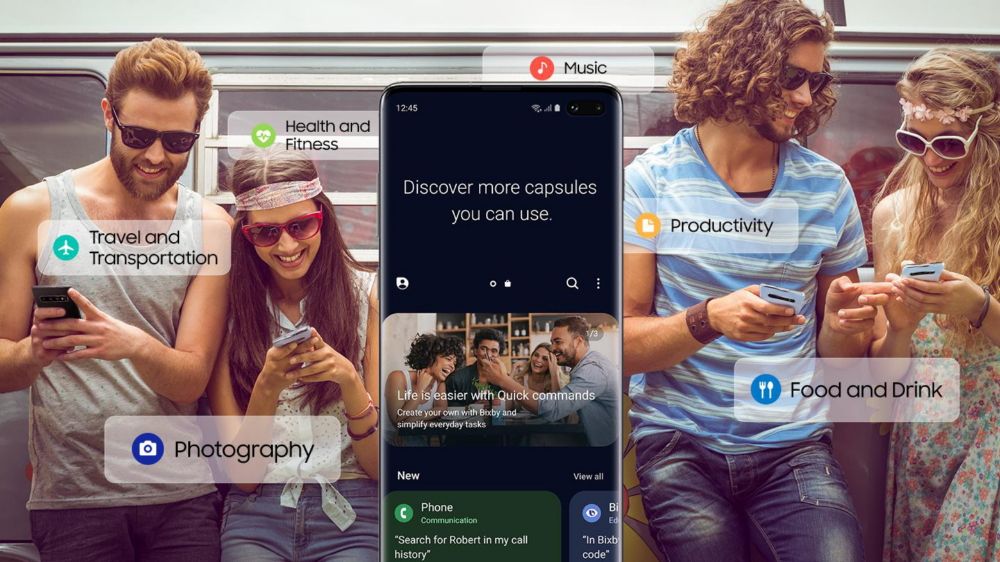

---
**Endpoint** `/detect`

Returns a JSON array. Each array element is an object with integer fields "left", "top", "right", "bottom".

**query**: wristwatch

[{"left": 687, "top": 298, "right": 722, "bottom": 344}]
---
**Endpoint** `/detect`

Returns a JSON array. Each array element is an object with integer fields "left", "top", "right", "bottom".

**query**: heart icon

[{"left": 250, "top": 123, "right": 277, "bottom": 148}]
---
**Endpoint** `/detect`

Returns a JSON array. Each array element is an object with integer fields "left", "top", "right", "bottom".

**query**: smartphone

[
  {"left": 380, "top": 84, "right": 622, "bottom": 562},
  {"left": 32, "top": 286, "right": 82, "bottom": 319},
  {"left": 759, "top": 284, "right": 806, "bottom": 315},
  {"left": 901, "top": 261, "right": 944, "bottom": 282},
  {"left": 272, "top": 325, "right": 312, "bottom": 348}
]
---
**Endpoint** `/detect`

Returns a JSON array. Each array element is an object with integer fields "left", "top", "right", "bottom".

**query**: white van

[{"left": 2, "top": 2, "right": 998, "bottom": 560}]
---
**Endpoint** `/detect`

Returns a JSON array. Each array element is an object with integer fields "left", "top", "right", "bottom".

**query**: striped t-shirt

[{"left": 625, "top": 127, "right": 868, "bottom": 454}]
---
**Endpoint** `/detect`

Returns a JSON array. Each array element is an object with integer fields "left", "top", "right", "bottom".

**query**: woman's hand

[
  {"left": 883, "top": 271, "right": 928, "bottom": 335},
  {"left": 255, "top": 340, "right": 304, "bottom": 395},
  {"left": 288, "top": 329, "right": 361, "bottom": 386},
  {"left": 890, "top": 268, "right": 986, "bottom": 322},
  {"left": 416, "top": 369, "right": 438, "bottom": 389},
  {"left": 546, "top": 351, "right": 561, "bottom": 377}
]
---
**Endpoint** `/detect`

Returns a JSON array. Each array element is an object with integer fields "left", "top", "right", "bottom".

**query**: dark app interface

[{"left": 381, "top": 86, "right": 621, "bottom": 562}]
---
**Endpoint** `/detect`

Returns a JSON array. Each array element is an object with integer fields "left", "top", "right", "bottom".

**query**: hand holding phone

[
  {"left": 901, "top": 262, "right": 944, "bottom": 282},
  {"left": 257, "top": 337, "right": 309, "bottom": 394},
  {"left": 32, "top": 285, "right": 82, "bottom": 319},
  {"left": 759, "top": 284, "right": 806, "bottom": 315},
  {"left": 272, "top": 325, "right": 312, "bottom": 348},
  {"left": 29, "top": 286, "right": 84, "bottom": 365}
]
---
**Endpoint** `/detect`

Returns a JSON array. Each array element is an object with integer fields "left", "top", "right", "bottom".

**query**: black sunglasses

[
  {"left": 779, "top": 64, "right": 834, "bottom": 94},
  {"left": 110, "top": 105, "right": 200, "bottom": 153}
]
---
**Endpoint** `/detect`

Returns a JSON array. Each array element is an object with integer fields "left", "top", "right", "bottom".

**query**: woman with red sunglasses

[
  {"left": 870, "top": 47, "right": 1000, "bottom": 561},
  {"left": 208, "top": 147, "right": 379, "bottom": 561}
]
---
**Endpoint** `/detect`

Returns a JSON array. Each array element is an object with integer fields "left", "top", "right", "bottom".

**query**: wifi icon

[{"left": 531, "top": 104, "right": 542, "bottom": 113}]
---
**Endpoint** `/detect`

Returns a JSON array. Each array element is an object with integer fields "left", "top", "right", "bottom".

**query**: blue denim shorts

[{"left": 221, "top": 479, "right": 378, "bottom": 562}]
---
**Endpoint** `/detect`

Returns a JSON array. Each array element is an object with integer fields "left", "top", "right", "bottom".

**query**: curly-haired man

[{"left": 623, "top": 1, "right": 892, "bottom": 560}]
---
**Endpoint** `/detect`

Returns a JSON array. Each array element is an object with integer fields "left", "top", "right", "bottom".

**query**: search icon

[{"left": 566, "top": 276, "right": 579, "bottom": 290}]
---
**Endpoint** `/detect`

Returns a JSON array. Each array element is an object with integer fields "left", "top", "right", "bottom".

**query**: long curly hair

[
  {"left": 226, "top": 147, "right": 370, "bottom": 413},
  {"left": 669, "top": 0, "right": 835, "bottom": 138},
  {"left": 404, "top": 334, "right": 465, "bottom": 370},
  {"left": 875, "top": 47, "right": 1000, "bottom": 343}
]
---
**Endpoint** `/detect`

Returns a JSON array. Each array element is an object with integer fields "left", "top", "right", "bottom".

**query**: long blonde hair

[{"left": 875, "top": 47, "right": 1000, "bottom": 342}]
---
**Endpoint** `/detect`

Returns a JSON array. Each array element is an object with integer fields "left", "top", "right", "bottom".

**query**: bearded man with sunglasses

[
  {"left": 0, "top": 38, "right": 231, "bottom": 561},
  {"left": 623, "top": 1, "right": 892, "bottom": 560}
]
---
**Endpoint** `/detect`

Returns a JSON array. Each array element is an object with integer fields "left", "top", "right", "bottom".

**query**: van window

[
  {"left": 622, "top": 81, "right": 903, "bottom": 264},
  {"left": 0, "top": 74, "right": 106, "bottom": 204},
  {"left": 0, "top": 72, "right": 106, "bottom": 543},
  {"left": 203, "top": 86, "right": 381, "bottom": 263},
  {"left": 624, "top": 92, "right": 683, "bottom": 137},
  {"left": 808, "top": 82, "right": 905, "bottom": 260}
]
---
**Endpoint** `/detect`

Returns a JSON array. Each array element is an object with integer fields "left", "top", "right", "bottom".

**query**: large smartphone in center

[{"left": 379, "top": 84, "right": 622, "bottom": 562}]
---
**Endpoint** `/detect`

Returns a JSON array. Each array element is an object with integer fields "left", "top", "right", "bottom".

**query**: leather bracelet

[
  {"left": 686, "top": 297, "right": 722, "bottom": 344},
  {"left": 346, "top": 396, "right": 375, "bottom": 420},
  {"left": 971, "top": 285, "right": 992, "bottom": 330},
  {"left": 348, "top": 420, "right": 378, "bottom": 441}
]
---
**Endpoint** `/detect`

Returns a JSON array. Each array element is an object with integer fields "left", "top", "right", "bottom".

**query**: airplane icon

[{"left": 52, "top": 235, "right": 79, "bottom": 261}]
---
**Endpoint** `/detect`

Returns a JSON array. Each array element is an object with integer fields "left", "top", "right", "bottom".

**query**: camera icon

[
  {"left": 131, "top": 433, "right": 165, "bottom": 465},
  {"left": 138, "top": 441, "right": 157, "bottom": 457}
]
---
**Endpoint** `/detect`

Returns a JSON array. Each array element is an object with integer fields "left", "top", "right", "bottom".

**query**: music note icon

[{"left": 529, "top": 56, "right": 555, "bottom": 80}]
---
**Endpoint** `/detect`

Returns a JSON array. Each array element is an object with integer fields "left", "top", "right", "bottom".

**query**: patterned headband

[
  {"left": 900, "top": 98, "right": 995, "bottom": 125},
  {"left": 235, "top": 178, "right": 323, "bottom": 211}
]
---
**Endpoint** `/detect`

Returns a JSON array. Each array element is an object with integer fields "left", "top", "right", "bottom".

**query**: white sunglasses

[{"left": 895, "top": 115, "right": 982, "bottom": 160}]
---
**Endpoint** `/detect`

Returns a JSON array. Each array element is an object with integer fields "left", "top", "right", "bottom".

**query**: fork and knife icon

[
  {"left": 751, "top": 373, "right": 781, "bottom": 405},
  {"left": 758, "top": 379, "right": 776, "bottom": 400}
]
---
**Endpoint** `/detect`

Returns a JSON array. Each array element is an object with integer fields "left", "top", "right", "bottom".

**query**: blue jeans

[
  {"left": 636, "top": 431, "right": 864, "bottom": 562},
  {"left": 29, "top": 492, "right": 221, "bottom": 562},
  {"left": 221, "top": 479, "right": 378, "bottom": 562}
]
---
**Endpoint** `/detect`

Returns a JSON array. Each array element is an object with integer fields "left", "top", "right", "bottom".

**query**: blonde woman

[
  {"left": 870, "top": 47, "right": 1000, "bottom": 561},
  {"left": 511, "top": 343, "right": 567, "bottom": 398}
]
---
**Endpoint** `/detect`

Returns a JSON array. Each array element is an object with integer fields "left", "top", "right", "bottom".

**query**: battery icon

[{"left": 554, "top": 104, "right": 561, "bottom": 112}]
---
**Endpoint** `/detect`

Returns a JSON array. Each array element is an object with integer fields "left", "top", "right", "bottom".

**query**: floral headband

[
  {"left": 900, "top": 98, "right": 995, "bottom": 125},
  {"left": 235, "top": 178, "right": 323, "bottom": 211}
]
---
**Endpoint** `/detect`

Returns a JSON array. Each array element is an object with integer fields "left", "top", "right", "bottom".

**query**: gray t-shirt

[
  {"left": 537, "top": 350, "right": 617, "bottom": 447},
  {"left": 28, "top": 170, "right": 216, "bottom": 509}
]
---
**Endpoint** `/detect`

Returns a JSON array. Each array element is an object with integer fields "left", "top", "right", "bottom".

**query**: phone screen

[{"left": 380, "top": 85, "right": 621, "bottom": 562}]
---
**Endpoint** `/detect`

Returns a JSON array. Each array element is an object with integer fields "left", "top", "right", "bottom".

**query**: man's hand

[
  {"left": 29, "top": 306, "right": 76, "bottom": 367},
  {"left": 707, "top": 285, "right": 805, "bottom": 342},
  {"left": 478, "top": 356, "right": 509, "bottom": 387},
  {"left": 37, "top": 288, "right": 150, "bottom": 361},
  {"left": 823, "top": 277, "right": 892, "bottom": 335}
]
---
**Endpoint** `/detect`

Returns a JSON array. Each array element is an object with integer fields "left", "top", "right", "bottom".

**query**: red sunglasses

[{"left": 241, "top": 211, "right": 323, "bottom": 247}]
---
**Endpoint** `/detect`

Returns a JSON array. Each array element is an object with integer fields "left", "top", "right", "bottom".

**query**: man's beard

[
  {"left": 556, "top": 348, "right": 576, "bottom": 367},
  {"left": 754, "top": 118, "right": 795, "bottom": 144},
  {"left": 110, "top": 140, "right": 186, "bottom": 201}
]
